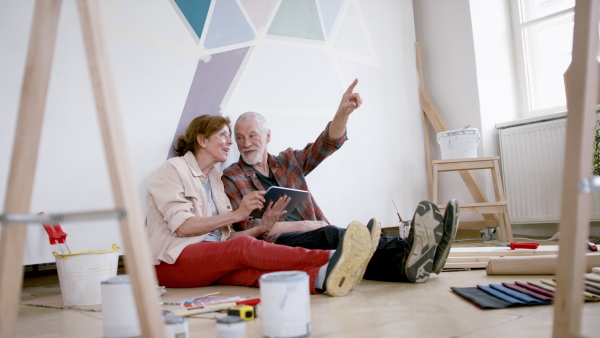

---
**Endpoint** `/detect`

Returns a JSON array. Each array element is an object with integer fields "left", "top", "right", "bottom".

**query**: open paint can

[
  {"left": 437, "top": 128, "right": 480, "bottom": 159},
  {"left": 216, "top": 316, "right": 245, "bottom": 338},
  {"left": 259, "top": 271, "right": 311, "bottom": 338},
  {"left": 54, "top": 243, "right": 120, "bottom": 306},
  {"left": 399, "top": 220, "right": 411, "bottom": 239},
  {"left": 164, "top": 311, "right": 188, "bottom": 338}
]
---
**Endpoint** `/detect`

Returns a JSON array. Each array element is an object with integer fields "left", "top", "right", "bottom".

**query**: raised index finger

[{"left": 345, "top": 78, "right": 359, "bottom": 94}]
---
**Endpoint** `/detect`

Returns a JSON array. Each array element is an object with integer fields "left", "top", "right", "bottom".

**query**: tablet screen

[{"left": 249, "top": 186, "right": 309, "bottom": 218}]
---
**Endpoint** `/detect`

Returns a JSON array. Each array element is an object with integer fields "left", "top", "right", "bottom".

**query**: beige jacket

[{"left": 146, "top": 151, "right": 233, "bottom": 265}]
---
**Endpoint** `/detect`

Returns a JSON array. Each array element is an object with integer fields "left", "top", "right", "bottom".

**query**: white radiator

[{"left": 499, "top": 116, "right": 600, "bottom": 223}]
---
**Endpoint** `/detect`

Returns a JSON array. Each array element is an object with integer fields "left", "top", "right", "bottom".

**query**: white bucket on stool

[
  {"left": 437, "top": 128, "right": 480, "bottom": 159},
  {"left": 101, "top": 274, "right": 141, "bottom": 338},
  {"left": 259, "top": 271, "right": 311, "bottom": 338},
  {"left": 53, "top": 243, "right": 120, "bottom": 306}
]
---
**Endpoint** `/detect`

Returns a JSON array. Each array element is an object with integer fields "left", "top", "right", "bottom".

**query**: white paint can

[
  {"left": 164, "top": 311, "right": 188, "bottom": 338},
  {"left": 216, "top": 316, "right": 245, "bottom": 338},
  {"left": 101, "top": 274, "right": 141, "bottom": 338},
  {"left": 259, "top": 271, "right": 311, "bottom": 338},
  {"left": 437, "top": 128, "right": 480, "bottom": 159},
  {"left": 54, "top": 243, "right": 120, "bottom": 306}
]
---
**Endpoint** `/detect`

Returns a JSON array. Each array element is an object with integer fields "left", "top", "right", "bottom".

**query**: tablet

[{"left": 250, "top": 186, "right": 309, "bottom": 218}]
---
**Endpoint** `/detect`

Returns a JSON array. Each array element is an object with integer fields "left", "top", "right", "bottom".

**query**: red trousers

[{"left": 155, "top": 235, "right": 330, "bottom": 293}]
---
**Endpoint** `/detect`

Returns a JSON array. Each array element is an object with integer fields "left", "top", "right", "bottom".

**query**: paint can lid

[
  {"left": 259, "top": 271, "right": 308, "bottom": 283},
  {"left": 163, "top": 311, "right": 187, "bottom": 324},
  {"left": 217, "top": 316, "right": 245, "bottom": 324},
  {"left": 437, "top": 128, "right": 479, "bottom": 138}
]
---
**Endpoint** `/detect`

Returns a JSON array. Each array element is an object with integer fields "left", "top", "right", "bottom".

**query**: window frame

[{"left": 509, "top": 0, "right": 575, "bottom": 118}]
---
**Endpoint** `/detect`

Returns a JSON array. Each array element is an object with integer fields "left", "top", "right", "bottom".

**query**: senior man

[{"left": 222, "top": 79, "right": 459, "bottom": 283}]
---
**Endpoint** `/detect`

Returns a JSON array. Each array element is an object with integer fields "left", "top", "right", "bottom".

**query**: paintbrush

[{"left": 392, "top": 201, "right": 403, "bottom": 222}]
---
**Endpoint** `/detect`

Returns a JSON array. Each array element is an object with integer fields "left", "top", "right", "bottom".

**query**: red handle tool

[
  {"left": 509, "top": 242, "right": 539, "bottom": 250},
  {"left": 39, "top": 212, "right": 71, "bottom": 253},
  {"left": 42, "top": 223, "right": 61, "bottom": 245},
  {"left": 236, "top": 298, "right": 261, "bottom": 306},
  {"left": 52, "top": 223, "right": 68, "bottom": 244}
]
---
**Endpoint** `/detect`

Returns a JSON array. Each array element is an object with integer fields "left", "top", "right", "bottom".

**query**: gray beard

[{"left": 241, "top": 152, "right": 260, "bottom": 165}]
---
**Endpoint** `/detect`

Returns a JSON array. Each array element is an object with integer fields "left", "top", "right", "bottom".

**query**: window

[{"left": 510, "top": 0, "right": 575, "bottom": 118}]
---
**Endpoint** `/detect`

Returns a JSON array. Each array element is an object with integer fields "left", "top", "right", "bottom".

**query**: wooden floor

[{"left": 15, "top": 237, "right": 600, "bottom": 337}]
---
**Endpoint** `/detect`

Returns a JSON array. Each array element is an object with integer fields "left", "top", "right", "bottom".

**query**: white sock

[{"left": 315, "top": 251, "right": 336, "bottom": 290}]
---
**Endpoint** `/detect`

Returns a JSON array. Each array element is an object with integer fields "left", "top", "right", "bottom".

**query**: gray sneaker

[
  {"left": 404, "top": 201, "right": 444, "bottom": 283},
  {"left": 432, "top": 199, "right": 460, "bottom": 274},
  {"left": 353, "top": 218, "right": 381, "bottom": 287},
  {"left": 365, "top": 218, "right": 381, "bottom": 261},
  {"left": 324, "top": 220, "right": 372, "bottom": 297}
]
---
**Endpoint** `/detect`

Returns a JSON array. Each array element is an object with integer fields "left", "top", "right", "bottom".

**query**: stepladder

[
  {"left": 0, "top": 0, "right": 165, "bottom": 337},
  {"left": 432, "top": 156, "right": 514, "bottom": 243},
  {"left": 416, "top": 42, "right": 510, "bottom": 242}
]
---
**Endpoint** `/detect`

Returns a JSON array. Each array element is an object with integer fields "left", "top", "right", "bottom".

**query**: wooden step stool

[{"left": 432, "top": 156, "right": 514, "bottom": 242}]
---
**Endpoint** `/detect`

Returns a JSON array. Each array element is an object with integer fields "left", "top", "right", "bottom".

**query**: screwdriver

[{"left": 495, "top": 242, "right": 539, "bottom": 250}]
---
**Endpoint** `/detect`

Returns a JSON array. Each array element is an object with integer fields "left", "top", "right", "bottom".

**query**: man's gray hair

[{"left": 235, "top": 112, "right": 270, "bottom": 135}]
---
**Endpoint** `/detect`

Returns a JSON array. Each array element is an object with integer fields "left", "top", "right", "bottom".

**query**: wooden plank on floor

[
  {"left": 448, "top": 246, "right": 559, "bottom": 257},
  {"left": 446, "top": 256, "right": 491, "bottom": 264},
  {"left": 443, "top": 262, "right": 489, "bottom": 269},
  {"left": 445, "top": 256, "right": 491, "bottom": 269},
  {"left": 487, "top": 253, "right": 600, "bottom": 275},
  {"left": 444, "top": 247, "right": 560, "bottom": 270}
]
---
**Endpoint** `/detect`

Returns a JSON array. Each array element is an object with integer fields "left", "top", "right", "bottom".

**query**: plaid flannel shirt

[{"left": 222, "top": 122, "right": 348, "bottom": 242}]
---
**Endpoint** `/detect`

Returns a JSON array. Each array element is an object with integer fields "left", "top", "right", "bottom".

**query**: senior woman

[{"left": 146, "top": 114, "right": 374, "bottom": 297}]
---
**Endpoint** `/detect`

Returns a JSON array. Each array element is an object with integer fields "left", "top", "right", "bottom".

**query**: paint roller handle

[
  {"left": 39, "top": 212, "right": 71, "bottom": 253},
  {"left": 39, "top": 212, "right": 60, "bottom": 245},
  {"left": 51, "top": 223, "right": 71, "bottom": 252},
  {"left": 42, "top": 224, "right": 61, "bottom": 245},
  {"left": 509, "top": 242, "right": 539, "bottom": 250},
  {"left": 52, "top": 223, "right": 68, "bottom": 244}
]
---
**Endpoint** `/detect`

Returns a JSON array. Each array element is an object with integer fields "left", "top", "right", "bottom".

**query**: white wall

[
  {"left": 412, "top": 0, "right": 484, "bottom": 209},
  {"left": 469, "top": 0, "right": 520, "bottom": 197},
  {"left": 412, "top": 0, "right": 600, "bottom": 239},
  {"left": 412, "top": 0, "right": 520, "bottom": 212},
  {"left": 1, "top": 0, "right": 426, "bottom": 264},
  {"left": 1, "top": 0, "right": 219, "bottom": 264}
]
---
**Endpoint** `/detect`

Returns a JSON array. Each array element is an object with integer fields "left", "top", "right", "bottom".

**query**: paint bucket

[
  {"left": 216, "top": 316, "right": 245, "bottom": 338},
  {"left": 399, "top": 220, "right": 411, "bottom": 239},
  {"left": 437, "top": 128, "right": 480, "bottom": 159},
  {"left": 54, "top": 243, "right": 120, "bottom": 306},
  {"left": 101, "top": 274, "right": 141, "bottom": 338},
  {"left": 164, "top": 311, "right": 189, "bottom": 338},
  {"left": 259, "top": 271, "right": 311, "bottom": 338}
]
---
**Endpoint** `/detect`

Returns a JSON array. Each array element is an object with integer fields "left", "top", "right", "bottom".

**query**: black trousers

[{"left": 275, "top": 225, "right": 410, "bottom": 282}]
